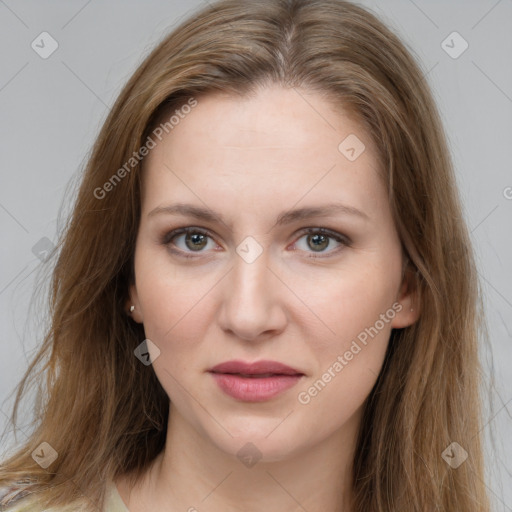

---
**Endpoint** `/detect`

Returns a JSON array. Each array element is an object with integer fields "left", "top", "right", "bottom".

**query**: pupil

[
  {"left": 309, "top": 234, "right": 328, "bottom": 251},
  {"left": 186, "top": 233, "right": 207, "bottom": 251},
  {"left": 183, "top": 233, "right": 329, "bottom": 252}
]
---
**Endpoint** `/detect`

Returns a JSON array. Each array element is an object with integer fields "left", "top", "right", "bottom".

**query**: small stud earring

[{"left": 130, "top": 305, "right": 135, "bottom": 313}]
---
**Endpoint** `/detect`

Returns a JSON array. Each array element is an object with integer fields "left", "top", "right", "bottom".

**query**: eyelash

[{"left": 160, "top": 227, "right": 351, "bottom": 260}]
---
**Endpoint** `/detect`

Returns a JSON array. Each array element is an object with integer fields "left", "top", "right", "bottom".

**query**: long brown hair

[{"left": 0, "top": 0, "right": 490, "bottom": 510}]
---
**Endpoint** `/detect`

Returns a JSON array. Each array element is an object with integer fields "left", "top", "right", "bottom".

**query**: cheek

[
  {"left": 290, "top": 257, "right": 401, "bottom": 349},
  {"left": 292, "top": 263, "right": 400, "bottom": 432},
  {"left": 291, "top": 261, "right": 399, "bottom": 409},
  {"left": 135, "top": 265, "right": 215, "bottom": 410},
  {"left": 133, "top": 248, "right": 220, "bottom": 364},
  {"left": 295, "top": 348, "right": 385, "bottom": 444}
]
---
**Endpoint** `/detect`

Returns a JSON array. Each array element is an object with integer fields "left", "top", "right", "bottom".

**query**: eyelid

[
  {"left": 161, "top": 226, "right": 213, "bottom": 245},
  {"left": 291, "top": 227, "right": 351, "bottom": 258},
  {"left": 296, "top": 227, "right": 352, "bottom": 245},
  {"left": 161, "top": 226, "right": 351, "bottom": 258},
  {"left": 160, "top": 227, "right": 219, "bottom": 259}
]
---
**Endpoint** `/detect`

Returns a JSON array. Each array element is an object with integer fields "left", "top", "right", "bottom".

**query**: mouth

[
  {"left": 220, "top": 373, "right": 288, "bottom": 378},
  {"left": 209, "top": 359, "right": 303, "bottom": 376},
  {"left": 208, "top": 360, "right": 304, "bottom": 402}
]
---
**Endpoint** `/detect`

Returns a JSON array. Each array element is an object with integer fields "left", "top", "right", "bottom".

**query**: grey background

[{"left": 0, "top": 0, "right": 510, "bottom": 509}]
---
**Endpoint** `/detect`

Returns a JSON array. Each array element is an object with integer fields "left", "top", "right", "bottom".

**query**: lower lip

[{"left": 210, "top": 373, "right": 303, "bottom": 402}]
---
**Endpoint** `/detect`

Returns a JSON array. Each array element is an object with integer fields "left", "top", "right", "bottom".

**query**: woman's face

[{"left": 130, "top": 85, "right": 418, "bottom": 461}]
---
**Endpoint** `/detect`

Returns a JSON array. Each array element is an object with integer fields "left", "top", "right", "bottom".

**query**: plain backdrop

[{"left": 0, "top": 0, "right": 511, "bottom": 509}]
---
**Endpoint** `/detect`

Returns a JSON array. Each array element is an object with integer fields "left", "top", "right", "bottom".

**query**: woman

[{"left": 0, "top": 0, "right": 490, "bottom": 510}]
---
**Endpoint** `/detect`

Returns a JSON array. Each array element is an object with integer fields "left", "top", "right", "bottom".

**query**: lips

[
  {"left": 208, "top": 360, "right": 304, "bottom": 402},
  {"left": 209, "top": 360, "right": 303, "bottom": 377}
]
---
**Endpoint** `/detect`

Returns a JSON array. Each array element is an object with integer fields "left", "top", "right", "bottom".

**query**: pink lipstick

[{"left": 208, "top": 360, "right": 304, "bottom": 402}]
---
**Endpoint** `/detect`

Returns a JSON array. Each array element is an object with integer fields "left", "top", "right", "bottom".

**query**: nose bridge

[
  {"left": 231, "top": 230, "right": 274, "bottom": 300},
  {"left": 232, "top": 247, "right": 270, "bottom": 301},
  {"left": 218, "top": 241, "right": 286, "bottom": 340}
]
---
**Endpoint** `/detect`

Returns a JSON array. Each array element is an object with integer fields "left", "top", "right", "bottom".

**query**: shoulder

[
  {"left": 0, "top": 483, "right": 38, "bottom": 512},
  {"left": 1, "top": 493, "right": 73, "bottom": 512},
  {"left": 0, "top": 480, "right": 128, "bottom": 512},
  {"left": 1, "top": 494, "right": 51, "bottom": 512}
]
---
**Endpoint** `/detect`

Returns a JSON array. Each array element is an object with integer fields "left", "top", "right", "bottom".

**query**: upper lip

[{"left": 209, "top": 360, "right": 304, "bottom": 376}]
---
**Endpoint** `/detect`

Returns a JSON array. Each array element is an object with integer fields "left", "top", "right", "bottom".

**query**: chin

[{"left": 206, "top": 419, "right": 306, "bottom": 464}]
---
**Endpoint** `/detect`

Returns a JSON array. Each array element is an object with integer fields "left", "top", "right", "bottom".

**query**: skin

[{"left": 117, "top": 84, "right": 419, "bottom": 512}]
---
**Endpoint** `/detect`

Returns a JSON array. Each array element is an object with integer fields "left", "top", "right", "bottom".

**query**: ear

[
  {"left": 391, "top": 265, "right": 420, "bottom": 329},
  {"left": 126, "top": 283, "right": 144, "bottom": 324}
]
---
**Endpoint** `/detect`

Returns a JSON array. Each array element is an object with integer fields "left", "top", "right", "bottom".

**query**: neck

[{"left": 128, "top": 404, "right": 360, "bottom": 512}]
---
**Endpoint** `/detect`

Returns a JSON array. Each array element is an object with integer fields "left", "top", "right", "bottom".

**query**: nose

[{"left": 217, "top": 247, "right": 288, "bottom": 342}]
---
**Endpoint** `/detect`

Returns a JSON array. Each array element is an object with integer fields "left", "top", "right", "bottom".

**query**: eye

[
  {"left": 161, "top": 226, "right": 351, "bottom": 260},
  {"left": 291, "top": 228, "right": 350, "bottom": 258},
  {"left": 161, "top": 227, "right": 219, "bottom": 258}
]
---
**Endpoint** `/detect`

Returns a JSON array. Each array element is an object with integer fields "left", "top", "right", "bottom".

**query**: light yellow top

[
  {"left": 1, "top": 480, "right": 129, "bottom": 511},
  {"left": 104, "top": 480, "right": 130, "bottom": 512}
]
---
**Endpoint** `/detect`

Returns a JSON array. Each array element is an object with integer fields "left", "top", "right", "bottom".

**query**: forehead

[
  {"left": 140, "top": 85, "right": 386, "bottom": 222},
  {"left": 150, "top": 86, "right": 375, "bottom": 155}
]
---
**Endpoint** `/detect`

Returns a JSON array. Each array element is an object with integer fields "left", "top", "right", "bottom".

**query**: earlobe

[
  {"left": 391, "top": 267, "right": 420, "bottom": 329},
  {"left": 127, "top": 284, "right": 143, "bottom": 323}
]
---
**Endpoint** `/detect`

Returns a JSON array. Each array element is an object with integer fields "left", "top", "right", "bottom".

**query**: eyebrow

[{"left": 148, "top": 202, "right": 369, "bottom": 226}]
